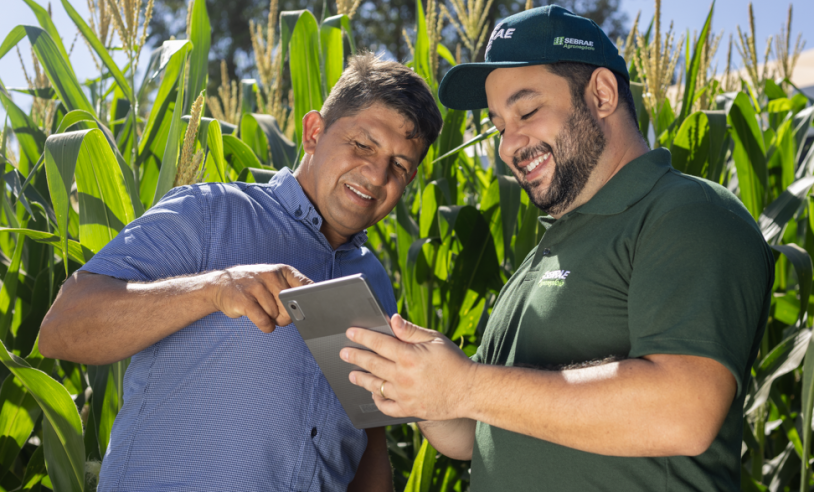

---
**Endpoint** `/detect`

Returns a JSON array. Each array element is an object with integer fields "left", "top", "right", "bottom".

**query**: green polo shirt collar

[{"left": 574, "top": 148, "right": 672, "bottom": 216}]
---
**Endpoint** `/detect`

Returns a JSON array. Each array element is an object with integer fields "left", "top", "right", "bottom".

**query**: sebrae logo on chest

[{"left": 538, "top": 269, "right": 570, "bottom": 287}]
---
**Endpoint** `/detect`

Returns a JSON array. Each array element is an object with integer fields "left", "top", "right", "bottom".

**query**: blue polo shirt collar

[{"left": 272, "top": 168, "right": 368, "bottom": 249}]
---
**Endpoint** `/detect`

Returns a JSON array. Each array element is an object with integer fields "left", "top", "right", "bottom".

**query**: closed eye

[
  {"left": 354, "top": 140, "right": 370, "bottom": 150},
  {"left": 521, "top": 108, "right": 538, "bottom": 120}
]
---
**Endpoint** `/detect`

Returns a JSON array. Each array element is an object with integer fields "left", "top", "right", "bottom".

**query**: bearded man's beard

[{"left": 512, "top": 97, "right": 607, "bottom": 215}]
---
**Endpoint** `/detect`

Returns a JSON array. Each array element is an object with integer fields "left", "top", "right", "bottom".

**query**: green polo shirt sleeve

[{"left": 627, "top": 199, "right": 774, "bottom": 397}]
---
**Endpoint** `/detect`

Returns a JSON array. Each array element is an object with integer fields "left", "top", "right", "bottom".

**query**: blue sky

[{"left": 1, "top": 0, "right": 812, "bottom": 120}]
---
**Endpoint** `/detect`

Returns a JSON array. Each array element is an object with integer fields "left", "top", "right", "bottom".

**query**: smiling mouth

[
  {"left": 519, "top": 152, "right": 551, "bottom": 176},
  {"left": 345, "top": 183, "right": 374, "bottom": 201}
]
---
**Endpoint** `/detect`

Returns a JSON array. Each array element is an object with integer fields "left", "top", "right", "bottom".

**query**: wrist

[
  {"left": 457, "top": 360, "right": 482, "bottom": 420},
  {"left": 200, "top": 270, "right": 226, "bottom": 314}
]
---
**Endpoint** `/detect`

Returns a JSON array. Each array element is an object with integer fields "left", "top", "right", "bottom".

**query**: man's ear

[
  {"left": 302, "top": 110, "right": 325, "bottom": 156},
  {"left": 589, "top": 68, "right": 619, "bottom": 121}
]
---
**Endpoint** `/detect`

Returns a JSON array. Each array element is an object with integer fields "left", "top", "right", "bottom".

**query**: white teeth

[
  {"left": 346, "top": 184, "right": 373, "bottom": 200},
  {"left": 523, "top": 153, "right": 550, "bottom": 174}
]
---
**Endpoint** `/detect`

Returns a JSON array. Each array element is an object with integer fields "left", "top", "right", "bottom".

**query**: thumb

[{"left": 391, "top": 314, "right": 437, "bottom": 343}]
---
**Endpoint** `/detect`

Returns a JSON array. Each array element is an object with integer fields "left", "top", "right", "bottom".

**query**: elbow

[
  {"left": 38, "top": 312, "right": 62, "bottom": 360},
  {"left": 660, "top": 419, "right": 719, "bottom": 457}
]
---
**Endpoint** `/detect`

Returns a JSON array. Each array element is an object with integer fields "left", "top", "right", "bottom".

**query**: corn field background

[{"left": 0, "top": 0, "right": 812, "bottom": 490}]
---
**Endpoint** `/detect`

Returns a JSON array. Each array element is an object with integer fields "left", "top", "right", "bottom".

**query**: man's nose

[
  {"left": 498, "top": 125, "right": 530, "bottom": 166},
  {"left": 360, "top": 157, "right": 389, "bottom": 187}
]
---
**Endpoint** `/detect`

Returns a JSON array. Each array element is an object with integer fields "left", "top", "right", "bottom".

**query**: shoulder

[
  {"left": 641, "top": 168, "right": 762, "bottom": 239},
  {"left": 633, "top": 169, "right": 773, "bottom": 275}
]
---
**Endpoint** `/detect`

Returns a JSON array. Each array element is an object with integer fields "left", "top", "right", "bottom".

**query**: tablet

[{"left": 278, "top": 274, "right": 418, "bottom": 429}]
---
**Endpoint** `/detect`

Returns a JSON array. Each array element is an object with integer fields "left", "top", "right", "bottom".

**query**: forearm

[
  {"left": 348, "top": 427, "right": 392, "bottom": 492},
  {"left": 417, "top": 418, "right": 476, "bottom": 460},
  {"left": 463, "top": 355, "right": 734, "bottom": 457},
  {"left": 40, "top": 271, "right": 221, "bottom": 364}
]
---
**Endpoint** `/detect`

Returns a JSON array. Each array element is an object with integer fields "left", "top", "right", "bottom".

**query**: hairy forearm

[
  {"left": 40, "top": 271, "right": 220, "bottom": 364},
  {"left": 418, "top": 418, "right": 476, "bottom": 460},
  {"left": 462, "top": 355, "right": 734, "bottom": 457}
]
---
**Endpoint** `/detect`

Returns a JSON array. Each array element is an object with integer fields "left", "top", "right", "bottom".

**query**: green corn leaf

[
  {"left": 283, "top": 10, "right": 324, "bottom": 145},
  {"left": 792, "top": 106, "right": 814, "bottom": 167},
  {"left": 45, "top": 129, "right": 136, "bottom": 270},
  {"left": 0, "top": 228, "right": 87, "bottom": 264},
  {"left": 0, "top": 26, "right": 93, "bottom": 114},
  {"left": 745, "top": 328, "right": 812, "bottom": 415},
  {"left": 87, "top": 365, "right": 117, "bottom": 457},
  {"left": 702, "top": 110, "right": 729, "bottom": 183},
  {"left": 670, "top": 111, "right": 710, "bottom": 177},
  {"left": 0, "top": 342, "right": 84, "bottom": 492},
  {"left": 320, "top": 15, "right": 350, "bottom": 93},
  {"left": 405, "top": 237, "right": 434, "bottom": 328},
  {"left": 404, "top": 437, "right": 437, "bottom": 492},
  {"left": 498, "top": 175, "right": 522, "bottom": 269},
  {"left": 728, "top": 92, "right": 767, "bottom": 220},
  {"left": 7, "top": 87, "right": 55, "bottom": 99},
  {"left": 434, "top": 109, "right": 466, "bottom": 201},
  {"left": 432, "top": 126, "right": 498, "bottom": 165},
  {"left": 675, "top": 2, "right": 713, "bottom": 127},
  {"left": 185, "top": 0, "right": 211, "bottom": 114},
  {"left": 20, "top": 0, "right": 71, "bottom": 64},
  {"left": 446, "top": 206, "right": 501, "bottom": 329},
  {"left": 771, "top": 244, "right": 812, "bottom": 332},
  {"left": 240, "top": 114, "right": 297, "bottom": 169},
  {"left": 802, "top": 330, "right": 814, "bottom": 491},
  {"left": 241, "top": 79, "right": 258, "bottom": 116},
  {"left": 758, "top": 176, "right": 814, "bottom": 243},
  {"left": 419, "top": 182, "right": 441, "bottom": 238},
  {"left": 200, "top": 118, "right": 227, "bottom": 182},
  {"left": 764, "top": 79, "right": 787, "bottom": 101},
  {"left": 437, "top": 43, "right": 456, "bottom": 66},
  {"left": 0, "top": 375, "right": 40, "bottom": 477},
  {"left": 514, "top": 194, "right": 541, "bottom": 266},
  {"left": 51, "top": 110, "right": 143, "bottom": 218},
  {"left": 60, "top": 0, "right": 132, "bottom": 101},
  {"left": 413, "top": 0, "right": 433, "bottom": 85},
  {"left": 0, "top": 91, "right": 46, "bottom": 165},
  {"left": 223, "top": 134, "right": 264, "bottom": 173},
  {"left": 630, "top": 82, "right": 651, "bottom": 136},
  {"left": 152, "top": 56, "right": 189, "bottom": 206},
  {"left": 137, "top": 41, "right": 193, "bottom": 161},
  {"left": 19, "top": 437, "right": 47, "bottom": 490},
  {"left": 0, "top": 234, "right": 25, "bottom": 340}
]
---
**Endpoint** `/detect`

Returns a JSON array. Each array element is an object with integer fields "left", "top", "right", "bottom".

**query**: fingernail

[
  {"left": 341, "top": 349, "right": 349, "bottom": 361},
  {"left": 349, "top": 373, "right": 357, "bottom": 384},
  {"left": 347, "top": 329, "right": 355, "bottom": 340}
]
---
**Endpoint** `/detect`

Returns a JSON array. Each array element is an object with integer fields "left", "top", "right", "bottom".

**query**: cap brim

[{"left": 438, "top": 61, "right": 550, "bottom": 111}]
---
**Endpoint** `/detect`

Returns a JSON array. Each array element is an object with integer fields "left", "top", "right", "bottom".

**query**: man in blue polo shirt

[{"left": 39, "top": 53, "right": 442, "bottom": 491}]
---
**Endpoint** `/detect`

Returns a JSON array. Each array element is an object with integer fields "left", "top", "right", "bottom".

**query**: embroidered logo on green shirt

[{"left": 539, "top": 269, "right": 570, "bottom": 287}]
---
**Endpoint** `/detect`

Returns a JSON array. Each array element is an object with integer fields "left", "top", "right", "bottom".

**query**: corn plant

[{"left": 0, "top": 0, "right": 812, "bottom": 491}]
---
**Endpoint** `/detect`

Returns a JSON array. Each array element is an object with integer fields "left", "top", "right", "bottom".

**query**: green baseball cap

[{"left": 438, "top": 5, "right": 629, "bottom": 110}]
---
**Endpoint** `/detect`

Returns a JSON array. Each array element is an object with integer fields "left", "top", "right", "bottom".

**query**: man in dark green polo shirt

[{"left": 340, "top": 6, "right": 773, "bottom": 491}]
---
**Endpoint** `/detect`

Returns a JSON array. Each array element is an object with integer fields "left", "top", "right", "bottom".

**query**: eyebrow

[
  {"left": 361, "top": 129, "right": 419, "bottom": 168},
  {"left": 487, "top": 88, "right": 541, "bottom": 120}
]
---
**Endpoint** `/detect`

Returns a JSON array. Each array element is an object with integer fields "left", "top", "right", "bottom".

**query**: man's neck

[
  {"left": 293, "top": 157, "right": 354, "bottom": 250},
  {"left": 549, "top": 129, "right": 650, "bottom": 219}
]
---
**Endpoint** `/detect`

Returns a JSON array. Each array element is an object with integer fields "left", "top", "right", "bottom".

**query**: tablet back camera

[{"left": 288, "top": 300, "right": 305, "bottom": 321}]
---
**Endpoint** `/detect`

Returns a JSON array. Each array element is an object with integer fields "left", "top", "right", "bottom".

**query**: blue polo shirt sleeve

[
  {"left": 79, "top": 186, "right": 209, "bottom": 281},
  {"left": 627, "top": 202, "right": 774, "bottom": 397}
]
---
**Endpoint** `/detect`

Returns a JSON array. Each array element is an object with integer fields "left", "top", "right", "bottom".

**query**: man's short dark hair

[
  {"left": 545, "top": 62, "right": 639, "bottom": 132},
  {"left": 321, "top": 53, "right": 443, "bottom": 160}
]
